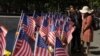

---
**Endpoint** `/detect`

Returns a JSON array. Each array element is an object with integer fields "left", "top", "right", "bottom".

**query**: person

[
  {"left": 80, "top": 6, "right": 94, "bottom": 55},
  {"left": 68, "top": 5, "right": 82, "bottom": 53}
]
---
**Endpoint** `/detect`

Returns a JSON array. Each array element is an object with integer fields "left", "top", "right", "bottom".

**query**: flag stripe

[
  {"left": 13, "top": 40, "right": 33, "bottom": 56},
  {"left": 35, "top": 47, "right": 51, "bottom": 56},
  {"left": 13, "top": 30, "right": 33, "bottom": 56},
  {"left": 0, "top": 26, "right": 7, "bottom": 56},
  {"left": 34, "top": 34, "right": 51, "bottom": 56},
  {"left": 23, "top": 16, "right": 36, "bottom": 40},
  {"left": 55, "top": 37, "right": 68, "bottom": 56},
  {"left": 48, "top": 32, "right": 56, "bottom": 46}
]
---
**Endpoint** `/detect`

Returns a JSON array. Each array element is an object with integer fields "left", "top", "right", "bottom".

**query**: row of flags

[{"left": 0, "top": 12, "right": 75, "bottom": 56}]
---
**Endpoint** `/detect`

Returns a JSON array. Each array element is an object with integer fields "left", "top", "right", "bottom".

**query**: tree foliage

[
  {"left": 92, "top": 0, "right": 100, "bottom": 8},
  {"left": 0, "top": 0, "right": 100, "bottom": 14}
]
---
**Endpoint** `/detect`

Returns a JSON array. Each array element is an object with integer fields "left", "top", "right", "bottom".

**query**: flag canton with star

[
  {"left": 22, "top": 14, "right": 28, "bottom": 26},
  {"left": 18, "top": 29, "right": 28, "bottom": 40},
  {"left": 37, "top": 34, "right": 48, "bottom": 48},
  {"left": 42, "top": 16, "right": 49, "bottom": 27},
  {"left": 64, "top": 22, "right": 69, "bottom": 32},
  {"left": 56, "top": 37, "right": 63, "bottom": 48}
]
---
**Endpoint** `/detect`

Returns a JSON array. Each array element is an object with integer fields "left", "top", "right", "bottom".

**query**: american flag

[
  {"left": 12, "top": 29, "right": 33, "bottom": 56},
  {"left": 39, "top": 16, "right": 49, "bottom": 38},
  {"left": 48, "top": 22, "right": 56, "bottom": 46},
  {"left": 55, "top": 20, "right": 61, "bottom": 38},
  {"left": 0, "top": 26, "right": 8, "bottom": 56},
  {"left": 55, "top": 37, "right": 69, "bottom": 56},
  {"left": 67, "top": 26, "right": 75, "bottom": 44},
  {"left": 33, "top": 12, "right": 43, "bottom": 27},
  {"left": 34, "top": 34, "right": 51, "bottom": 56},
  {"left": 62, "top": 20, "right": 75, "bottom": 44},
  {"left": 62, "top": 21, "right": 73, "bottom": 44},
  {"left": 22, "top": 15, "right": 36, "bottom": 41}
]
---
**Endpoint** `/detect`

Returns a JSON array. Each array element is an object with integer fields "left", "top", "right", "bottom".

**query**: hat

[{"left": 79, "top": 6, "right": 94, "bottom": 13}]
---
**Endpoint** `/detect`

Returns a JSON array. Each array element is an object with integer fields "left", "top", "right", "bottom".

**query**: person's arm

[{"left": 83, "top": 16, "right": 92, "bottom": 32}]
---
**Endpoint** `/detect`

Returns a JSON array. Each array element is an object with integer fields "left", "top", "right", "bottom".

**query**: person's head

[
  {"left": 79, "top": 6, "right": 94, "bottom": 18},
  {"left": 69, "top": 5, "right": 76, "bottom": 12}
]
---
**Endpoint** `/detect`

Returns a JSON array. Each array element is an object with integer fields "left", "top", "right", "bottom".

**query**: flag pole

[
  {"left": 33, "top": 30, "right": 39, "bottom": 56},
  {"left": 17, "top": 11, "right": 24, "bottom": 31},
  {"left": 54, "top": 37, "right": 56, "bottom": 56},
  {"left": 53, "top": 19, "right": 58, "bottom": 56},
  {"left": 33, "top": 10, "right": 36, "bottom": 17},
  {"left": 61, "top": 20, "right": 66, "bottom": 40},
  {"left": 11, "top": 25, "right": 22, "bottom": 56},
  {"left": 11, "top": 12, "right": 24, "bottom": 55}
]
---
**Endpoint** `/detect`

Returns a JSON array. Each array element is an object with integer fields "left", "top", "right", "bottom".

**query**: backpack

[{"left": 92, "top": 16, "right": 100, "bottom": 30}]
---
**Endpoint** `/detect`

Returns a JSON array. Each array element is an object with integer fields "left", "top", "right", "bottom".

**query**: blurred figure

[
  {"left": 68, "top": 5, "right": 82, "bottom": 53},
  {"left": 80, "top": 6, "right": 94, "bottom": 55}
]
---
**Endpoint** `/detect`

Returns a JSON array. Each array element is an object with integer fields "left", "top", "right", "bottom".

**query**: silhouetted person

[{"left": 68, "top": 5, "right": 82, "bottom": 53}]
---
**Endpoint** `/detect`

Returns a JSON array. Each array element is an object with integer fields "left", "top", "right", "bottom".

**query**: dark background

[{"left": 0, "top": 0, "right": 98, "bottom": 15}]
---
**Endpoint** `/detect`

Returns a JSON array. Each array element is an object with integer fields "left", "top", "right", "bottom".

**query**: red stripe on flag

[
  {"left": 56, "top": 48, "right": 68, "bottom": 56},
  {"left": 23, "top": 17, "right": 36, "bottom": 40},
  {"left": 48, "top": 32, "right": 55, "bottom": 46},
  {"left": 34, "top": 47, "right": 51, "bottom": 56},
  {"left": 13, "top": 40, "right": 33, "bottom": 56},
  {"left": 39, "top": 26, "right": 48, "bottom": 37},
  {"left": 0, "top": 26, "right": 7, "bottom": 55}
]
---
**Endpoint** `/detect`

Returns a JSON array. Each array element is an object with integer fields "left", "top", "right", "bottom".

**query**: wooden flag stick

[{"left": 11, "top": 12, "right": 24, "bottom": 55}]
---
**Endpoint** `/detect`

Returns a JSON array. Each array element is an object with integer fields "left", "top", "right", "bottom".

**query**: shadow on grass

[
  {"left": 71, "top": 46, "right": 99, "bottom": 56},
  {"left": 89, "top": 46, "right": 99, "bottom": 49},
  {"left": 71, "top": 52, "right": 88, "bottom": 56},
  {"left": 90, "top": 50, "right": 100, "bottom": 55},
  {"left": 83, "top": 46, "right": 99, "bottom": 49}
]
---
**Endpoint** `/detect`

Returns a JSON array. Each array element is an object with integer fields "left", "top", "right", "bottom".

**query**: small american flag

[
  {"left": 48, "top": 22, "right": 56, "bottom": 46},
  {"left": 34, "top": 34, "right": 51, "bottom": 56},
  {"left": 67, "top": 26, "right": 75, "bottom": 44},
  {"left": 23, "top": 15, "right": 36, "bottom": 41},
  {"left": 55, "top": 37, "right": 69, "bottom": 56},
  {"left": 12, "top": 29, "right": 33, "bottom": 56},
  {"left": 62, "top": 21, "right": 74, "bottom": 44},
  {"left": 39, "top": 16, "right": 49, "bottom": 38},
  {"left": 0, "top": 26, "right": 8, "bottom": 56},
  {"left": 55, "top": 20, "right": 61, "bottom": 38}
]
